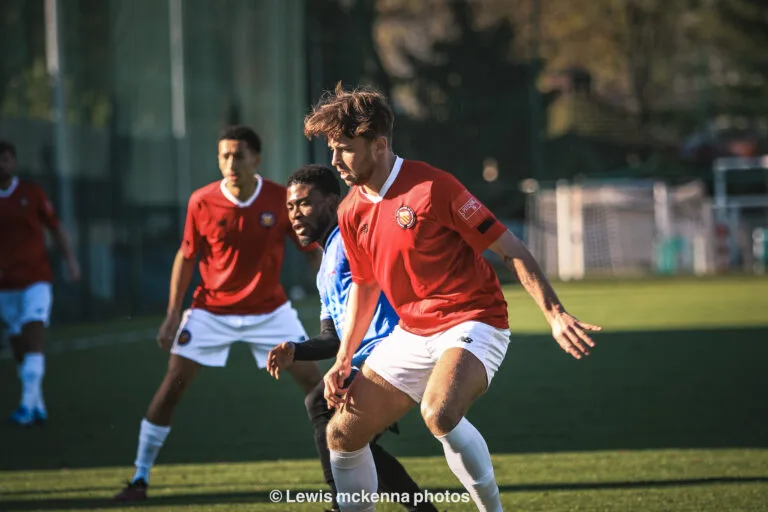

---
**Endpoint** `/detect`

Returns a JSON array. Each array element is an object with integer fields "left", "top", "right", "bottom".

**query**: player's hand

[
  {"left": 157, "top": 311, "right": 181, "bottom": 351},
  {"left": 266, "top": 342, "right": 296, "bottom": 380},
  {"left": 324, "top": 358, "right": 352, "bottom": 409},
  {"left": 66, "top": 259, "right": 81, "bottom": 282},
  {"left": 550, "top": 310, "right": 601, "bottom": 359}
]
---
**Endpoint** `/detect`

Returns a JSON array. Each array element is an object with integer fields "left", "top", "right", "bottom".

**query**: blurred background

[
  {"left": 0, "top": 0, "right": 767, "bottom": 321},
  {"left": 1, "top": 3, "right": 767, "bottom": 511}
]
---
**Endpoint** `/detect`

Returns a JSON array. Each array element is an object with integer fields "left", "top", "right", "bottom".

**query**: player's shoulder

[
  {"left": 191, "top": 180, "right": 221, "bottom": 199},
  {"left": 400, "top": 159, "right": 461, "bottom": 197},
  {"left": 188, "top": 181, "right": 221, "bottom": 210},
  {"left": 17, "top": 179, "right": 46, "bottom": 195},
  {"left": 401, "top": 159, "right": 457, "bottom": 186}
]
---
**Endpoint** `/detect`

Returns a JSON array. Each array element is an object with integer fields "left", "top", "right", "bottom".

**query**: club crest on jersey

[
  {"left": 177, "top": 329, "right": 192, "bottom": 346},
  {"left": 260, "top": 212, "right": 276, "bottom": 228},
  {"left": 395, "top": 205, "right": 416, "bottom": 229}
]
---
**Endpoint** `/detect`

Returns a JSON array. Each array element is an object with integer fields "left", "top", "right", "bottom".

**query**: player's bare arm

[
  {"left": 267, "top": 318, "right": 341, "bottom": 379},
  {"left": 489, "top": 230, "right": 602, "bottom": 359},
  {"left": 50, "top": 226, "right": 81, "bottom": 282},
  {"left": 157, "top": 250, "right": 196, "bottom": 351},
  {"left": 324, "top": 280, "right": 380, "bottom": 409}
]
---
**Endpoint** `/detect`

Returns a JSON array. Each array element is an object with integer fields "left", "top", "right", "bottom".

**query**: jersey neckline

[
  {"left": 359, "top": 156, "right": 403, "bottom": 204},
  {"left": 219, "top": 174, "right": 263, "bottom": 207},
  {"left": 0, "top": 176, "right": 19, "bottom": 198},
  {"left": 324, "top": 225, "right": 341, "bottom": 252}
]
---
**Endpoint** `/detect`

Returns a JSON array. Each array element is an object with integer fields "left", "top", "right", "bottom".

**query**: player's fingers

[
  {"left": 566, "top": 327, "right": 590, "bottom": 355},
  {"left": 557, "top": 334, "right": 582, "bottom": 359},
  {"left": 578, "top": 321, "right": 602, "bottom": 332},
  {"left": 573, "top": 326, "right": 596, "bottom": 348}
]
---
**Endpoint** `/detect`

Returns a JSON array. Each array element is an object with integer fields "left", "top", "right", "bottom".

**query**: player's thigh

[
  {"left": 19, "top": 282, "right": 53, "bottom": 329},
  {"left": 170, "top": 309, "right": 234, "bottom": 367},
  {"left": 421, "top": 321, "right": 511, "bottom": 434},
  {"left": 362, "top": 326, "right": 435, "bottom": 403},
  {"left": 328, "top": 366, "right": 416, "bottom": 452},
  {"left": 285, "top": 360, "right": 322, "bottom": 394},
  {"left": 242, "top": 302, "right": 309, "bottom": 368},
  {"left": 158, "top": 353, "right": 203, "bottom": 394}
]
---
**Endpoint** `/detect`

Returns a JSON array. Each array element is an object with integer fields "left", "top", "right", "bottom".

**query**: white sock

[
  {"left": 19, "top": 353, "right": 45, "bottom": 411},
  {"left": 330, "top": 446, "right": 378, "bottom": 511},
  {"left": 132, "top": 419, "right": 171, "bottom": 484},
  {"left": 436, "top": 417, "right": 502, "bottom": 512}
]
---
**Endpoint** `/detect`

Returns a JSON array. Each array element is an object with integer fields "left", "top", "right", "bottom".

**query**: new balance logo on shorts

[{"left": 458, "top": 336, "right": 473, "bottom": 344}]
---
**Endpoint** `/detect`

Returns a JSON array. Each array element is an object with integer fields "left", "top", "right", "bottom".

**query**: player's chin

[{"left": 297, "top": 235, "right": 315, "bottom": 247}]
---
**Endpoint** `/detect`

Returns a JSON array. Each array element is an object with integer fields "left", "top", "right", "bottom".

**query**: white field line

[{"left": 0, "top": 305, "right": 319, "bottom": 360}]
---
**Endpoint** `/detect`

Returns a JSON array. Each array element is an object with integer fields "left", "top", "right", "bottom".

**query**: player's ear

[{"left": 373, "top": 135, "right": 388, "bottom": 154}]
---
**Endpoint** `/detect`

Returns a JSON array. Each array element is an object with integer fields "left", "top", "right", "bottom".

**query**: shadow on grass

[
  {"left": 1, "top": 326, "right": 767, "bottom": 470},
  {"left": 3, "top": 477, "right": 768, "bottom": 510}
]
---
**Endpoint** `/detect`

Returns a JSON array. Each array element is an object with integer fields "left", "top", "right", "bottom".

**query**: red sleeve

[
  {"left": 36, "top": 186, "right": 60, "bottom": 230},
  {"left": 431, "top": 174, "right": 507, "bottom": 252},
  {"left": 338, "top": 208, "right": 376, "bottom": 285},
  {"left": 180, "top": 195, "right": 202, "bottom": 258}
]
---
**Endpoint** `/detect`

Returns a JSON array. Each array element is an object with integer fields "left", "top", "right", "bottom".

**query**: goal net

[{"left": 525, "top": 179, "right": 714, "bottom": 280}]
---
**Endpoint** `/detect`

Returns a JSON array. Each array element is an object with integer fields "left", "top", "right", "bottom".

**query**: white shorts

[
  {"left": 0, "top": 282, "right": 53, "bottom": 336},
  {"left": 364, "top": 321, "right": 511, "bottom": 403},
  {"left": 170, "top": 302, "right": 308, "bottom": 368}
]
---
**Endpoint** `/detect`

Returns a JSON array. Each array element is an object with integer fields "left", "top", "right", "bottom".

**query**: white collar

[
  {"left": 220, "top": 175, "right": 263, "bottom": 207},
  {"left": 0, "top": 176, "right": 19, "bottom": 198},
  {"left": 360, "top": 156, "right": 403, "bottom": 204}
]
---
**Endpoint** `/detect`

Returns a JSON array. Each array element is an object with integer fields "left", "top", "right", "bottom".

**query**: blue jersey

[{"left": 317, "top": 226, "right": 399, "bottom": 369}]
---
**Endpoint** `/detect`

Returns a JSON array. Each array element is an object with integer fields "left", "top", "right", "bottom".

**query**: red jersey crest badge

[{"left": 395, "top": 206, "right": 416, "bottom": 229}]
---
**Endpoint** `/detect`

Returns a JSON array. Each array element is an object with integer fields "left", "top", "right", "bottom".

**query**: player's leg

[
  {"left": 114, "top": 353, "right": 202, "bottom": 502},
  {"left": 305, "top": 379, "right": 340, "bottom": 511},
  {"left": 325, "top": 327, "right": 433, "bottom": 511},
  {"left": 327, "top": 368, "right": 416, "bottom": 512},
  {"left": 369, "top": 440, "right": 438, "bottom": 512},
  {"left": 6, "top": 283, "right": 52, "bottom": 426},
  {"left": 116, "top": 309, "right": 229, "bottom": 501},
  {"left": 420, "top": 322, "right": 510, "bottom": 512},
  {"left": 285, "top": 360, "right": 323, "bottom": 394}
]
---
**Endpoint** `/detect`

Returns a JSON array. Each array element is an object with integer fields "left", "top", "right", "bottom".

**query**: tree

[{"left": 395, "top": 0, "right": 533, "bottom": 216}]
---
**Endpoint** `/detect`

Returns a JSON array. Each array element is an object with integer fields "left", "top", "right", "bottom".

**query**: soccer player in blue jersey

[{"left": 267, "top": 164, "right": 436, "bottom": 512}]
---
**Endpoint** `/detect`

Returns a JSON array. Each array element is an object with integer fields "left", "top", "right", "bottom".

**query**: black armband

[{"left": 293, "top": 318, "right": 341, "bottom": 361}]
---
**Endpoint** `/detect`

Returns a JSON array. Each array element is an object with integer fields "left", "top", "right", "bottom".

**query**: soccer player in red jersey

[
  {"left": 114, "top": 126, "right": 323, "bottom": 501},
  {"left": 0, "top": 140, "right": 81, "bottom": 427},
  {"left": 304, "top": 85, "right": 602, "bottom": 512}
]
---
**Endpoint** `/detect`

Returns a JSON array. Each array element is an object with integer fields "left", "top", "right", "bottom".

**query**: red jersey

[
  {"left": 338, "top": 158, "right": 509, "bottom": 336},
  {"left": 0, "top": 178, "right": 59, "bottom": 290},
  {"left": 182, "top": 176, "right": 313, "bottom": 315}
]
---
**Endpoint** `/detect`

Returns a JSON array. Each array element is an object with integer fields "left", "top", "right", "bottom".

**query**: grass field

[{"left": 1, "top": 276, "right": 767, "bottom": 511}]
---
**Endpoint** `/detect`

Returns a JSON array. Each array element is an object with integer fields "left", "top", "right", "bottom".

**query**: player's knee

[
  {"left": 326, "top": 413, "right": 365, "bottom": 452},
  {"left": 420, "top": 401, "right": 461, "bottom": 436}
]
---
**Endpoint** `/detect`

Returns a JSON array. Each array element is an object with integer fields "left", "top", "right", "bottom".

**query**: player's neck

[
  {"left": 225, "top": 176, "right": 258, "bottom": 201},
  {"left": 318, "top": 219, "right": 339, "bottom": 249},
  {"left": 361, "top": 152, "right": 396, "bottom": 196}
]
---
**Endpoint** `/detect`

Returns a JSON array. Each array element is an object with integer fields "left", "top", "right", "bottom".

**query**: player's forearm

[
  {"left": 336, "top": 281, "right": 380, "bottom": 363},
  {"left": 293, "top": 333, "right": 341, "bottom": 361},
  {"left": 167, "top": 249, "right": 195, "bottom": 315},
  {"left": 490, "top": 231, "right": 565, "bottom": 323},
  {"left": 52, "top": 227, "right": 78, "bottom": 265},
  {"left": 294, "top": 318, "right": 340, "bottom": 361}
]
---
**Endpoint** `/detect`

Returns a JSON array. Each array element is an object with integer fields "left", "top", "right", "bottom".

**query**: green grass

[{"left": 1, "top": 276, "right": 767, "bottom": 511}]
